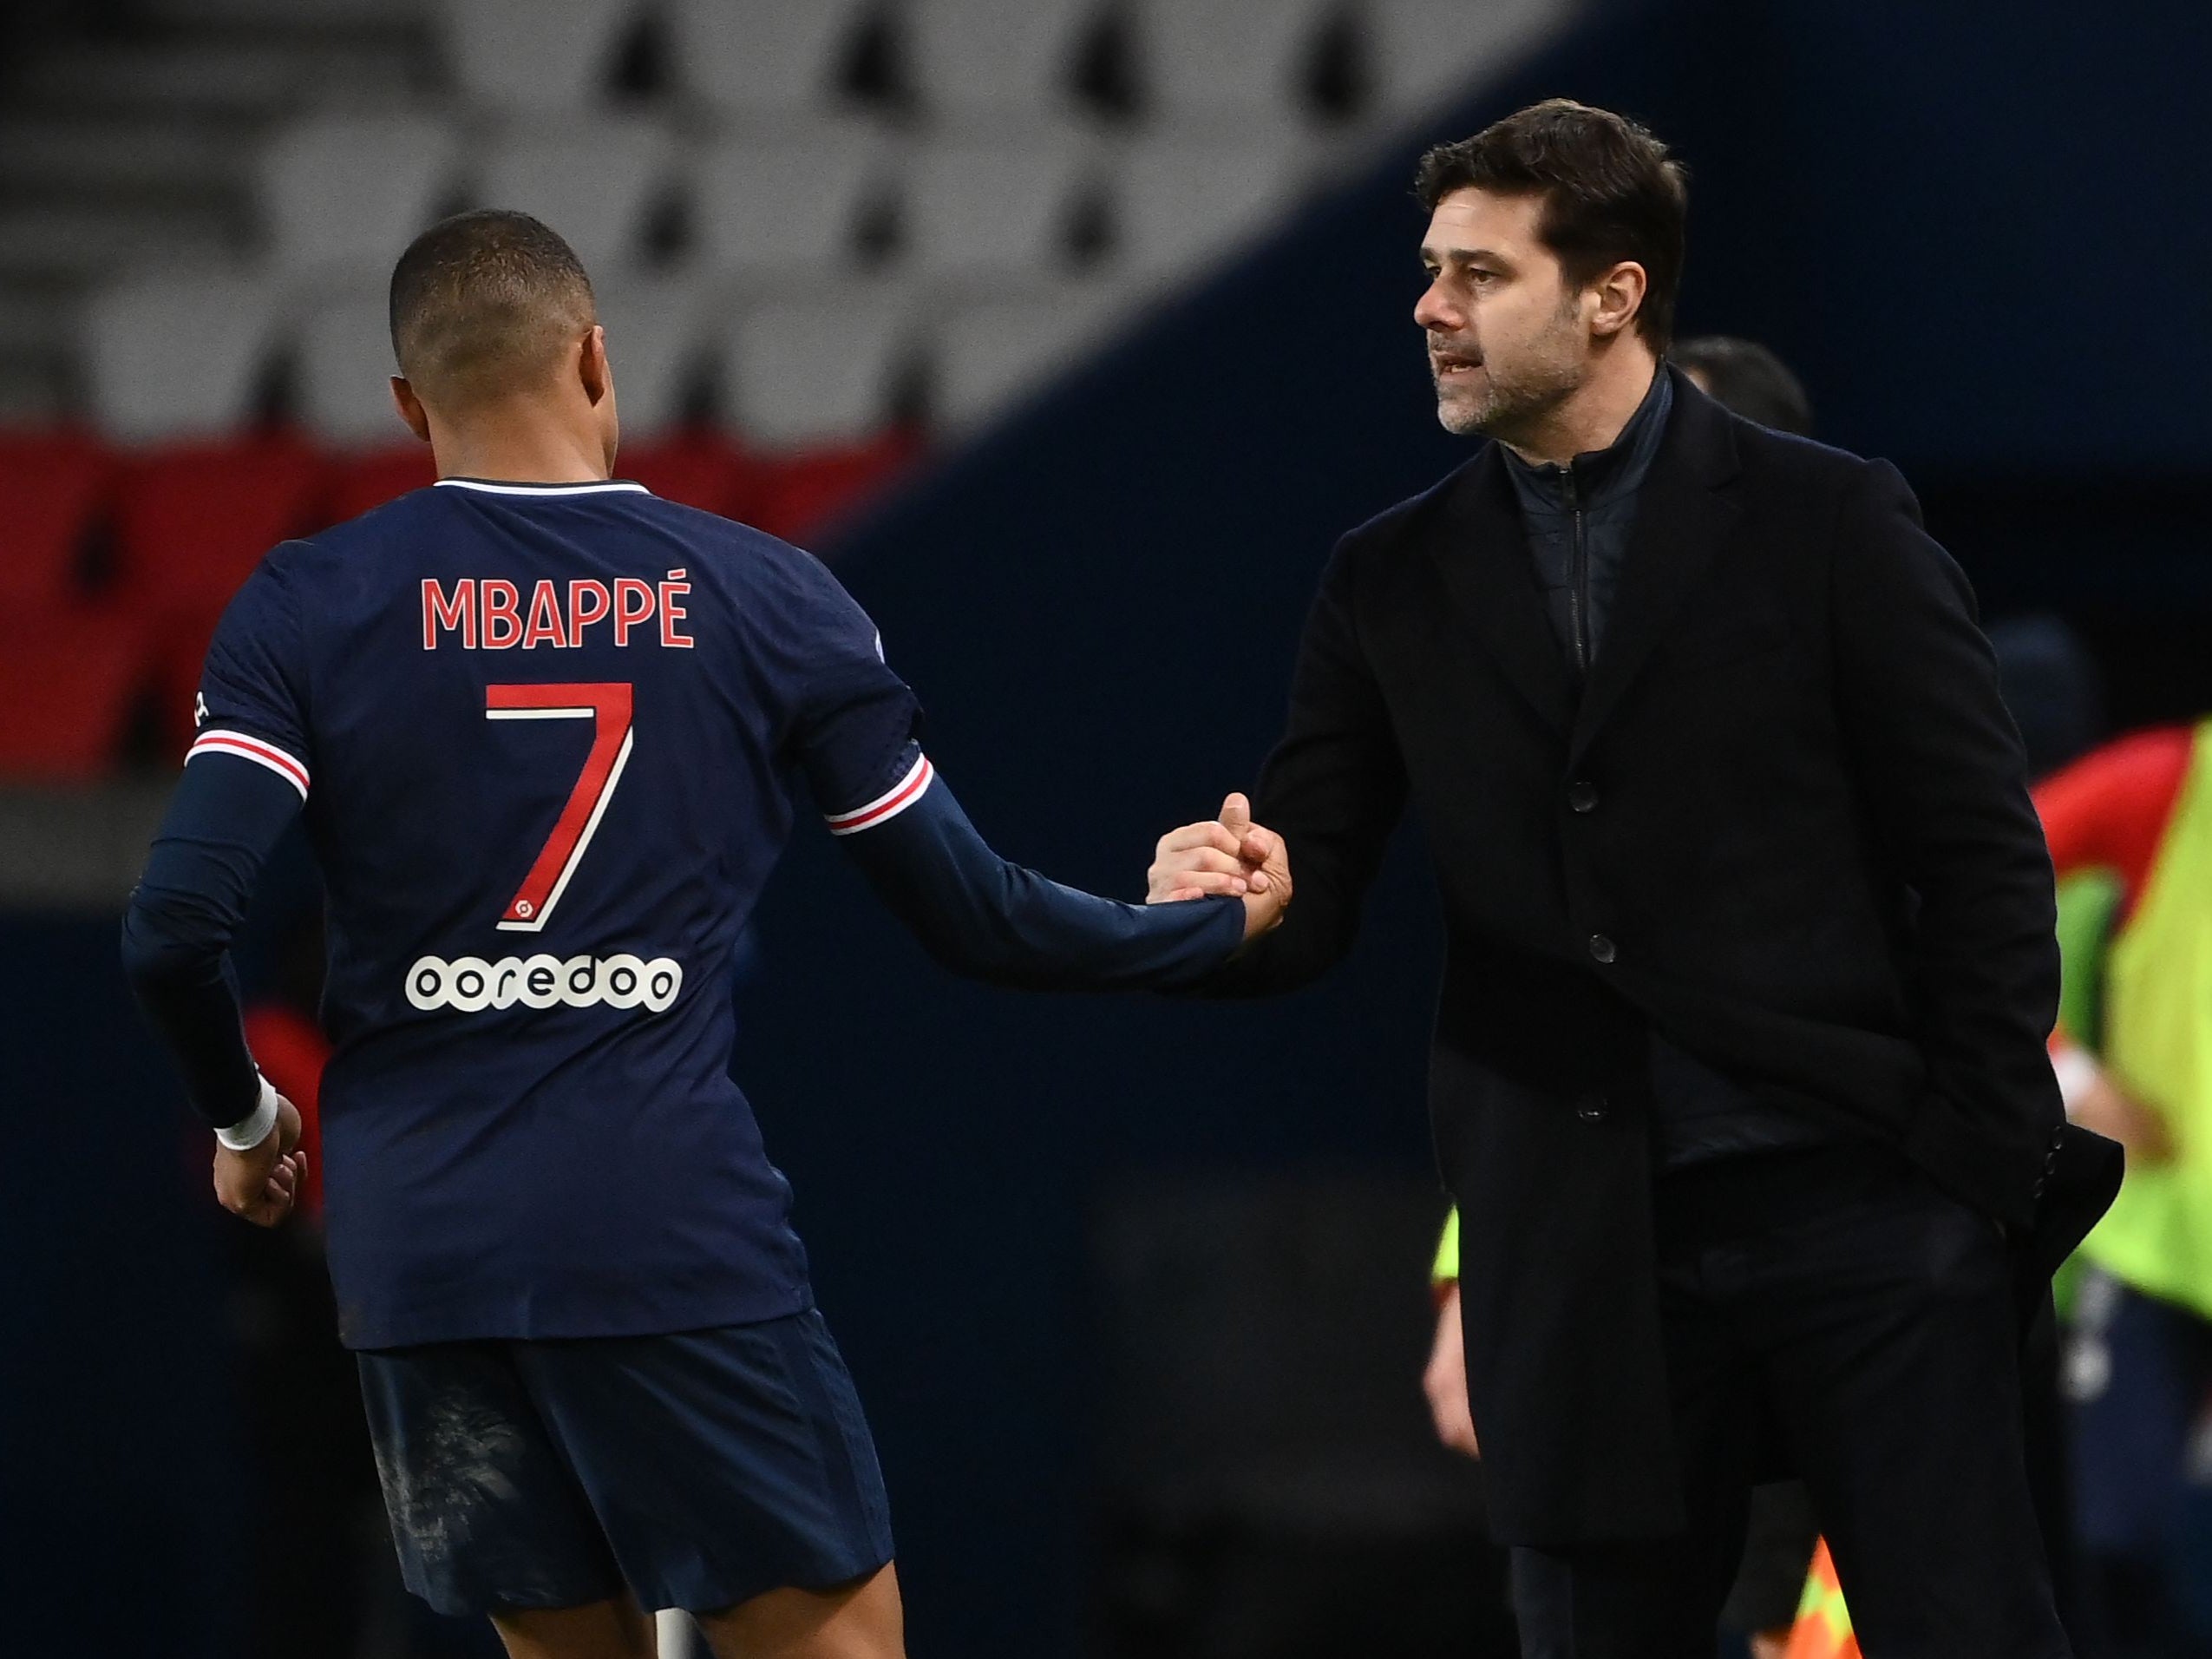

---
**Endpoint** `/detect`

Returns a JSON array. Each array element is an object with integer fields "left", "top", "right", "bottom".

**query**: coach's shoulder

[
  {"left": 1732, "top": 417, "right": 1910, "bottom": 495},
  {"left": 1330, "top": 450, "right": 1486, "bottom": 578}
]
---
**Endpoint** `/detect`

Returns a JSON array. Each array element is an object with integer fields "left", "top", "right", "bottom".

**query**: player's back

[{"left": 194, "top": 477, "right": 921, "bottom": 1347}]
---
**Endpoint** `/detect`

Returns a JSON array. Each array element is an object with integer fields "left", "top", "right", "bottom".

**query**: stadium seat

[
  {"left": 719, "top": 285, "right": 915, "bottom": 449},
  {"left": 1109, "top": 129, "right": 1311, "bottom": 280},
  {"left": 592, "top": 274, "right": 711, "bottom": 441},
  {"left": 930, "top": 282, "right": 1132, "bottom": 432},
  {"left": 0, "top": 430, "right": 114, "bottom": 609},
  {"left": 619, "top": 430, "right": 755, "bottom": 518},
  {"left": 469, "top": 117, "right": 675, "bottom": 273},
  {"left": 900, "top": 132, "right": 1097, "bottom": 286},
  {"left": 435, "top": 0, "right": 645, "bottom": 114},
  {"left": 0, "top": 617, "right": 147, "bottom": 783},
  {"left": 115, "top": 433, "right": 326, "bottom": 622},
  {"left": 324, "top": 443, "right": 437, "bottom": 522},
  {"left": 80, "top": 271, "right": 283, "bottom": 443},
  {"left": 256, "top": 112, "right": 461, "bottom": 283},
  {"left": 750, "top": 428, "right": 922, "bottom": 545},
  {"left": 293, "top": 283, "right": 407, "bottom": 448},
  {"left": 1127, "top": 0, "right": 1336, "bottom": 121},
  {"left": 663, "top": 0, "right": 877, "bottom": 122},
  {"left": 898, "top": 0, "right": 1102, "bottom": 125},
  {"left": 688, "top": 122, "right": 887, "bottom": 285},
  {"left": 1363, "top": 0, "right": 1568, "bottom": 115}
]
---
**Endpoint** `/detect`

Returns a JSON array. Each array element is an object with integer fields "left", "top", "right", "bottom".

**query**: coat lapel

[
  {"left": 1427, "top": 445, "right": 1576, "bottom": 739},
  {"left": 1568, "top": 370, "right": 1744, "bottom": 765}
]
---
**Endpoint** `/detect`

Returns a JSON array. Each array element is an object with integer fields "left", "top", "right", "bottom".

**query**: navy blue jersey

[{"left": 193, "top": 478, "right": 946, "bottom": 1348}]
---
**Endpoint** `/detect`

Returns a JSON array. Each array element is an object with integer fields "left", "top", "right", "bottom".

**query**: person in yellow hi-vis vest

[{"left": 2031, "top": 722, "right": 2212, "bottom": 1651}]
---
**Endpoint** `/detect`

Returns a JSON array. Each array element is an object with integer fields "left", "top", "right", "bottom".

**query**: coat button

[
  {"left": 1567, "top": 780, "right": 1599, "bottom": 813},
  {"left": 1577, "top": 1094, "right": 1608, "bottom": 1123},
  {"left": 1588, "top": 934, "right": 1617, "bottom": 964}
]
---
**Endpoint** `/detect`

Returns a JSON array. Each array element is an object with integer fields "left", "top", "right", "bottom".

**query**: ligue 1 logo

[{"left": 405, "top": 951, "right": 683, "bottom": 1014}]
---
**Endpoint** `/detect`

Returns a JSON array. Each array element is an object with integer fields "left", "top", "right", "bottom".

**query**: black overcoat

[{"left": 1211, "top": 367, "right": 2118, "bottom": 1544}]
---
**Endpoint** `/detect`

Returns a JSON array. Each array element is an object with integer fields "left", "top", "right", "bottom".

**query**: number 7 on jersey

[{"left": 486, "top": 682, "right": 634, "bottom": 931}]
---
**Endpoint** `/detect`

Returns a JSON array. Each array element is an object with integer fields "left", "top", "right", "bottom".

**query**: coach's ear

[{"left": 389, "top": 377, "right": 433, "bottom": 443}]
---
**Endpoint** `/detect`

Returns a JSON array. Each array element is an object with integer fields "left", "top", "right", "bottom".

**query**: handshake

[{"left": 1145, "top": 790, "right": 1293, "bottom": 944}]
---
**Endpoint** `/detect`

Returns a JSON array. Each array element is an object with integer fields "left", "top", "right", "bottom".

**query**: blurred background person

[{"left": 2035, "top": 708, "right": 2212, "bottom": 1657}]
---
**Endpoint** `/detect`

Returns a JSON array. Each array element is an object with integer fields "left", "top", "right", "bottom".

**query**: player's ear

[
  {"left": 579, "top": 325, "right": 612, "bottom": 407},
  {"left": 390, "top": 377, "right": 432, "bottom": 443}
]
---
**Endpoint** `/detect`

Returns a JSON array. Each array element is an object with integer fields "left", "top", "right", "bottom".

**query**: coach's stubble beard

[{"left": 1431, "top": 298, "right": 1587, "bottom": 443}]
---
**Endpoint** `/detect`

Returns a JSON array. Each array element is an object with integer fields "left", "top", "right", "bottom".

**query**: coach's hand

[
  {"left": 1148, "top": 793, "right": 1292, "bottom": 941},
  {"left": 1424, "top": 1283, "right": 1480, "bottom": 1459},
  {"left": 213, "top": 1095, "right": 306, "bottom": 1228}
]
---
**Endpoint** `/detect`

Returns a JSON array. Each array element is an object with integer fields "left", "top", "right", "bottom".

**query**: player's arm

[
  {"left": 831, "top": 744, "right": 1251, "bottom": 989},
  {"left": 780, "top": 551, "right": 1256, "bottom": 990},
  {"left": 121, "top": 551, "right": 311, "bottom": 1224},
  {"left": 121, "top": 751, "right": 308, "bottom": 1223}
]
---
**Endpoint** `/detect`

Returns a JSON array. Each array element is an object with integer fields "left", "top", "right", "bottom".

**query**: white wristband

[{"left": 215, "top": 1074, "right": 281, "bottom": 1152}]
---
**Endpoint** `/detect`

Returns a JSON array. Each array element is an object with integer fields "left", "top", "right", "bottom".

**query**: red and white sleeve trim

[
  {"left": 187, "top": 730, "right": 310, "bottom": 800},
  {"left": 825, "top": 753, "right": 933, "bottom": 836}
]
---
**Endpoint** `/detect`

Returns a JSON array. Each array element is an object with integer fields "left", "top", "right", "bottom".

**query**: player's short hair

[
  {"left": 1416, "top": 99, "right": 1688, "bottom": 351},
  {"left": 1673, "top": 335, "right": 1814, "bottom": 436},
  {"left": 389, "top": 209, "right": 597, "bottom": 407}
]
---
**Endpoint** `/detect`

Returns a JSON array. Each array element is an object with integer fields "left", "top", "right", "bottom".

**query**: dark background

[{"left": 4, "top": 0, "right": 2208, "bottom": 1652}]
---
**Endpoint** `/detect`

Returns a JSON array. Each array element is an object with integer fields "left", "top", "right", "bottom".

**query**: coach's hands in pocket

[
  {"left": 214, "top": 1094, "right": 306, "bottom": 1227},
  {"left": 1147, "top": 792, "right": 1293, "bottom": 942}
]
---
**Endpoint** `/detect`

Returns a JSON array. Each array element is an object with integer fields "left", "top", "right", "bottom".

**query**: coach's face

[{"left": 1416, "top": 187, "right": 1590, "bottom": 438}]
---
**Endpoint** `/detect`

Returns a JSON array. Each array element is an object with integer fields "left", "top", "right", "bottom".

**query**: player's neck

[{"left": 429, "top": 407, "right": 612, "bottom": 487}]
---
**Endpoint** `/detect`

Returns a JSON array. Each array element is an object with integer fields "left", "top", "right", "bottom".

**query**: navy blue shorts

[{"left": 357, "top": 1308, "right": 894, "bottom": 1619}]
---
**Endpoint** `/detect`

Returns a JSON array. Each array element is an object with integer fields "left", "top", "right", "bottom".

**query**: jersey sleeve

[
  {"left": 772, "top": 550, "right": 930, "bottom": 833},
  {"left": 189, "top": 549, "right": 312, "bottom": 799}
]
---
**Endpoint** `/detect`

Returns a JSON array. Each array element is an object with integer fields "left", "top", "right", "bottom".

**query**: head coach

[{"left": 1143, "top": 98, "right": 2121, "bottom": 1656}]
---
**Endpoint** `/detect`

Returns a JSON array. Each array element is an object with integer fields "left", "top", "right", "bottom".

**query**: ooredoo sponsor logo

[{"left": 406, "top": 953, "right": 683, "bottom": 1014}]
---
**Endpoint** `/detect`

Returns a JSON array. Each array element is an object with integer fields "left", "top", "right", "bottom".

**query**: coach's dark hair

[
  {"left": 389, "top": 209, "right": 596, "bottom": 405},
  {"left": 1673, "top": 336, "right": 1814, "bottom": 436},
  {"left": 1416, "top": 99, "right": 1687, "bottom": 351}
]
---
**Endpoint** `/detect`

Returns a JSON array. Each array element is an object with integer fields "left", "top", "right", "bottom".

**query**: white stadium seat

[
  {"left": 929, "top": 280, "right": 1132, "bottom": 433},
  {"left": 82, "top": 271, "right": 281, "bottom": 443},
  {"left": 687, "top": 122, "right": 887, "bottom": 284},
  {"left": 719, "top": 285, "right": 912, "bottom": 449},
  {"left": 1109, "top": 129, "right": 1310, "bottom": 280},
  {"left": 663, "top": 0, "right": 877, "bottom": 123},
  {"left": 468, "top": 117, "right": 674, "bottom": 273},
  {"left": 1364, "top": 0, "right": 1573, "bottom": 116},
  {"left": 1127, "top": 0, "right": 1337, "bottom": 121},
  {"left": 897, "top": 0, "right": 1102, "bottom": 125},
  {"left": 900, "top": 131, "right": 1096, "bottom": 285},
  {"left": 257, "top": 112, "right": 460, "bottom": 282},
  {"left": 592, "top": 275, "right": 711, "bottom": 440},
  {"left": 292, "top": 282, "right": 404, "bottom": 445},
  {"left": 436, "top": 0, "right": 645, "bottom": 114}
]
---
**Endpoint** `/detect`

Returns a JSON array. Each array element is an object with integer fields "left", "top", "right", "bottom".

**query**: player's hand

[
  {"left": 2071, "top": 1069, "right": 2173, "bottom": 1164},
  {"left": 1147, "top": 792, "right": 1292, "bottom": 942},
  {"left": 1423, "top": 1282, "right": 1480, "bottom": 1459},
  {"left": 213, "top": 1094, "right": 306, "bottom": 1228}
]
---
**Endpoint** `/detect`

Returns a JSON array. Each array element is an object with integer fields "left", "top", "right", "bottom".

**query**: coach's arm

[{"left": 1830, "top": 459, "right": 2065, "bottom": 1223}]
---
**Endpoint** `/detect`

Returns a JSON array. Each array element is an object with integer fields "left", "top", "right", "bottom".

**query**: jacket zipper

[{"left": 1563, "top": 466, "right": 1589, "bottom": 672}]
